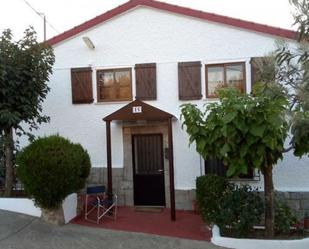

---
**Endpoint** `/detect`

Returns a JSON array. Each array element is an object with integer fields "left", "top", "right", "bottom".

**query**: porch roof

[{"left": 103, "top": 99, "right": 175, "bottom": 122}]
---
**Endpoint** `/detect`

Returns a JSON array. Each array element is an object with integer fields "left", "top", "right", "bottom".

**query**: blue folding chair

[{"left": 84, "top": 185, "right": 117, "bottom": 224}]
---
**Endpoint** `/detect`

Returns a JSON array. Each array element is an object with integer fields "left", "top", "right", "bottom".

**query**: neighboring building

[{"left": 21, "top": 0, "right": 309, "bottom": 218}]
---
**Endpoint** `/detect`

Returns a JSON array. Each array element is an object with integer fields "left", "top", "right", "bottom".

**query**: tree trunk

[
  {"left": 4, "top": 127, "right": 14, "bottom": 197},
  {"left": 41, "top": 206, "right": 65, "bottom": 225},
  {"left": 263, "top": 165, "right": 275, "bottom": 238}
]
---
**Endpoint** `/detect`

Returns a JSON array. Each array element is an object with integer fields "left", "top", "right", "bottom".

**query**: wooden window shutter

[
  {"left": 178, "top": 61, "right": 202, "bottom": 100},
  {"left": 71, "top": 67, "right": 93, "bottom": 104},
  {"left": 250, "top": 57, "right": 275, "bottom": 91},
  {"left": 250, "top": 57, "right": 260, "bottom": 90},
  {"left": 135, "top": 63, "right": 157, "bottom": 100}
]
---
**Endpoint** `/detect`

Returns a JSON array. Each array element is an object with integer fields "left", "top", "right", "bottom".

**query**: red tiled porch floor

[{"left": 71, "top": 206, "right": 211, "bottom": 241}]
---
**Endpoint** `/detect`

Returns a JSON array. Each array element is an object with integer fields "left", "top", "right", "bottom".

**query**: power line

[{"left": 21, "top": 0, "right": 60, "bottom": 35}]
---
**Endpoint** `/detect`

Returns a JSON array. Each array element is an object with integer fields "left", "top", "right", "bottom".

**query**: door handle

[{"left": 158, "top": 169, "right": 164, "bottom": 172}]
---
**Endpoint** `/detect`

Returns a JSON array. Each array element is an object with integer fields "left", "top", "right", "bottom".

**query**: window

[
  {"left": 97, "top": 68, "right": 132, "bottom": 102},
  {"left": 178, "top": 61, "right": 202, "bottom": 100},
  {"left": 71, "top": 67, "right": 93, "bottom": 104},
  {"left": 204, "top": 158, "right": 227, "bottom": 177},
  {"left": 206, "top": 62, "right": 246, "bottom": 98},
  {"left": 204, "top": 159, "right": 257, "bottom": 180}
]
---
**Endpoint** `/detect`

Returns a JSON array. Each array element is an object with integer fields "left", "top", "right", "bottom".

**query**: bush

[
  {"left": 197, "top": 175, "right": 301, "bottom": 237},
  {"left": 0, "top": 134, "right": 6, "bottom": 189},
  {"left": 0, "top": 134, "right": 5, "bottom": 179},
  {"left": 275, "top": 199, "right": 298, "bottom": 234},
  {"left": 196, "top": 174, "right": 233, "bottom": 224},
  {"left": 216, "top": 185, "right": 264, "bottom": 237},
  {"left": 17, "top": 135, "right": 91, "bottom": 209}
]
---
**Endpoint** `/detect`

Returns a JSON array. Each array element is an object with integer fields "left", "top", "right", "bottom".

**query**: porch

[
  {"left": 71, "top": 206, "right": 211, "bottom": 241},
  {"left": 103, "top": 99, "right": 177, "bottom": 220}
]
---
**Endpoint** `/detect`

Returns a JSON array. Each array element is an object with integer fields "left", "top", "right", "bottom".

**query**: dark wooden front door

[{"left": 132, "top": 134, "right": 165, "bottom": 206}]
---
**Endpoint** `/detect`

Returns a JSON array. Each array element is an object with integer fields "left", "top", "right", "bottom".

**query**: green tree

[
  {"left": 0, "top": 28, "right": 54, "bottom": 196},
  {"left": 181, "top": 87, "right": 289, "bottom": 237},
  {"left": 275, "top": 0, "right": 309, "bottom": 156},
  {"left": 254, "top": 0, "right": 309, "bottom": 235},
  {"left": 17, "top": 135, "right": 91, "bottom": 224},
  {"left": 181, "top": 0, "right": 309, "bottom": 237}
]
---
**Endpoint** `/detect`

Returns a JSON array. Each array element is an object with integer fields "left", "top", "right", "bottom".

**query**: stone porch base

[
  {"left": 82, "top": 168, "right": 309, "bottom": 217},
  {"left": 79, "top": 167, "right": 196, "bottom": 212},
  {"left": 276, "top": 191, "right": 309, "bottom": 217}
]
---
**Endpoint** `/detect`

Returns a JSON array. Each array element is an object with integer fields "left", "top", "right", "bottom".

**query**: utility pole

[
  {"left": 22, "top": 1, "right": 49, "bottom": 42},
  {"left": 42, "top": 14, "right": 46, "bottom": 41}
]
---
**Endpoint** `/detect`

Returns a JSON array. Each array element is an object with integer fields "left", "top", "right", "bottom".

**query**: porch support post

[
  {"left": 106, "top": 121, "right": 113, "bottom": 193},
  {"left": 168, "top": 118, "right": 176, "bottom": 221}
]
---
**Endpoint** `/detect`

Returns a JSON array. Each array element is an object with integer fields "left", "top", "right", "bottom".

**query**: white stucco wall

[
  {"left": 0, "top": 193, "right": 77, "bottom": 224},
  {"left": 19, "top": 6, "right": 309, "bottom": 190},
  {"left": 62, "top": 193, "right": 77, "bottom": 223},
  {"left": 0, "top": 198, "right": 41, "bottom": 217},
  {"left": 0, "top": 194, "right": 77, "bottom": 223}
]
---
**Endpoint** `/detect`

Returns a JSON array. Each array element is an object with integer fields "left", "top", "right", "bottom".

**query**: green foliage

[
  {"left": 291, "top": 112, "right": 309, "bottom": 156},
  {"left": 0, "top": 27, "right": 54, "bottom": 195},
  {"left": 273, "top": 1, "right": 309, "bottom": 159},
  {"left": 181, "top": 87, "right": 289, "bottom": 177},
  {"left": 196, "top": 176, "right": 300, "bottom": 237},
  {"left": 17, "top": 135, "right": 91, "bottom": 209},
  {"left": 181, "top": 88, "right": 289, "bottom": 237},
  {"left": 251, "top": 4, "right": 309, "bottom": 233},
  {"left": 275, "top": 40, "right": 309, "bottom": 157},
  {"left": 251, "top": 56, "right": 277, "bottom": 84},
  {"left": 196, "top": 175, "right": 232, "bottom": 224},
  {"left": 196, "top": 175, "right": 264, "bottom": 237},
  {"left": 275, "top": 199, "right": 298, "bottom": 234},
  {"left": 290, "top": 0, "right": 309, "bottom": 41},
  {"left": 216, "top": 185, "right": 264, "bottom": 237},
  {"left": 0, "top": 133, "right": 4, "bottom": 178},
  {"left": 0, "top": 28, "right": 55, "bottom": 138}
]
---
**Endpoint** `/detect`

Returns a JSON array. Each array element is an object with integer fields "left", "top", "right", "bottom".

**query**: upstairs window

[
  {"left": 97, "top": 68, "right": 132, "bottom": 102},
  {"left": 206, "top": 62, "right": 246, "bottom": 98}
]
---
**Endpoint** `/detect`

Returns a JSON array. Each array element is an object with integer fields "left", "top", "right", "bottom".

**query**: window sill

[
  {"left": 202, "top": 98, "right": 219, "bottom": 102},
  {"left": 94, "top": 100, "right": 132, "bottom": 105},
  {"left": 228, "top": 177, "right": 260, "bottom": 182},
  {"left": 228, "top": 172, "right": 261, "bottom": 182}
]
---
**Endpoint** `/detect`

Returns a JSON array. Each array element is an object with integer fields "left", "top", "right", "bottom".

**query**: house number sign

[{"left": 132, "top": 106, "right": 142, "bottom": 113}]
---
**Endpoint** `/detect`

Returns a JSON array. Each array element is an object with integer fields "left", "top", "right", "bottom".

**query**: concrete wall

[
  {"left": 277, "top": 191, "right": 309, "bottom": 216},
  {"left": 0, "top": 194, "right": 77, "bottom": 223},
  {"left": 0, "top": 198, "right": 41, "bottom": 217},
  {"left": 18, "top": 6, "right": 309, "bottom": 193},
  {"left": 212, "top": 225, "right": 309, "bottom": 249}
]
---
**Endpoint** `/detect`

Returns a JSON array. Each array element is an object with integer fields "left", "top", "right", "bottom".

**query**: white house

[{"left": 21, "top": 0, "right": 309, "bottom": 219}]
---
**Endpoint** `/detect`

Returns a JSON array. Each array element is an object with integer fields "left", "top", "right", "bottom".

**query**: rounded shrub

[{"left": 17, "top": 135, "right": 91, "bottom": 209}]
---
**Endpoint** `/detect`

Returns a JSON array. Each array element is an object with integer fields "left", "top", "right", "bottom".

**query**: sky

[{"left": 0, "top": 0, "right": 297, "bottom": 42}]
